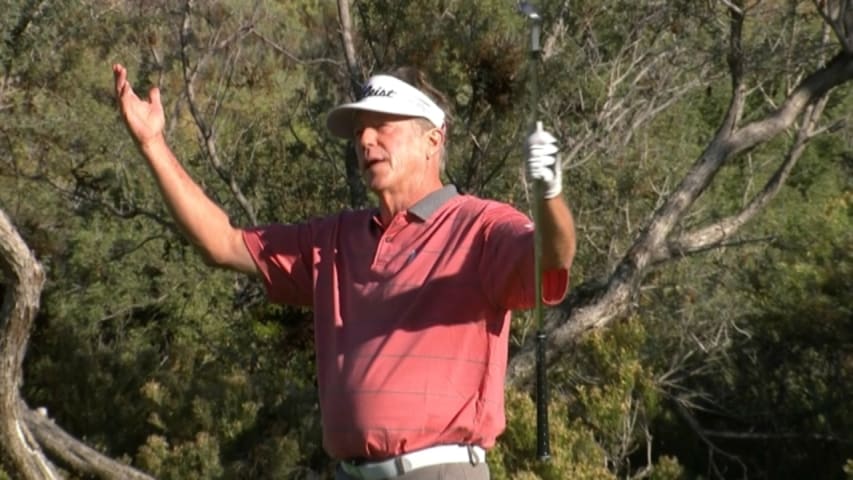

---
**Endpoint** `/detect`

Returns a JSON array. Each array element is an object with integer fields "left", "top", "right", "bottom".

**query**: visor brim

[{"left": 326, "top": 97, "right": 442, "bottom": 139}]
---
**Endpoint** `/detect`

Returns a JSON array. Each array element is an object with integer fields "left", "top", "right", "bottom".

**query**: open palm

[{"left": 113, "top": 64, "right": 165, "bottom": 145}]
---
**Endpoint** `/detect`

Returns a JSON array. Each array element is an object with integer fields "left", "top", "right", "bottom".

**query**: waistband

[{"left": 340, "top": 444, "right": 485, "bottom": 479}]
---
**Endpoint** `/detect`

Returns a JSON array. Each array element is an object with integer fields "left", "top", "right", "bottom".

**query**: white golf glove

[{"left": 526, "top": 121, "right": 562, "bottom": 199}]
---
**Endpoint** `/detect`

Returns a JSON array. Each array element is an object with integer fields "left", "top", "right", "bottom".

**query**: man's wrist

[
  {"left": 137, "top": 133, "right": 168, "bottom": 154},
  {"left": 542, "top": 171, "right": 562, "bottom": 199},
  {"left": 543, "top": 185, "right": 562, "bottom": 199}
]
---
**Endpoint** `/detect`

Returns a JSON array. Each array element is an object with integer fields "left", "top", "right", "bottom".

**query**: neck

[{"left": 376, "top": 177, "right": 443, "bottom": 225}]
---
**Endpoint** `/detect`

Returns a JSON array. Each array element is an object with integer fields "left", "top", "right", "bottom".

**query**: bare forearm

[
  {"left": 138, "top": 136, "right": 255, "bottom": 273},
  {"left": 538, "top": 196, "right": 576, "bottom": 271}
]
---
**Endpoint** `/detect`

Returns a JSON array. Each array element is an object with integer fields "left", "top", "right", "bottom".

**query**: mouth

[{"left": 362, "top": 157, "right": 386, "bottom": 171}]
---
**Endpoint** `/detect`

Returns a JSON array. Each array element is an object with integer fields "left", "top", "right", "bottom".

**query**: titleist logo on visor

[{"left": 360, "top": 85, "right": 396, "bottom": 99}]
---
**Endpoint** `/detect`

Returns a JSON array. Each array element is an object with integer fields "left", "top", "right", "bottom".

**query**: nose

[
  {"left": 355, "top": 126, "right": 378, "bottom": 161},
  {"left": 356, "top": 126, "right": 377, "bottom": 147}
]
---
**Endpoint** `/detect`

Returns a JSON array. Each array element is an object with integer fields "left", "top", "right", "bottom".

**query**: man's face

[{"left": 352, "top": 111, "right": 434, "bottom": 193}]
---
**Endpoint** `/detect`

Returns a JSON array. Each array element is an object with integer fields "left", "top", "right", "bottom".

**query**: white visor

[{"left": 326, "top": 74, "right": 446, "bottom": 138}]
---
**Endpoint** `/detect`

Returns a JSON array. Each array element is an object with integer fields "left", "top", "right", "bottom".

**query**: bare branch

[
  {"left": 667, "top": 95, "right": 829, "bottom": 257},
  {"left": 722, "top": 0, "right": 747, "bottom": 133},
  {"left": 508, "top": 6, "right": 853, "bottom": 389},
  {"left": 813, "top": 0, "right": 853, "bottom": 52},
  {"left": 701, "top": 428, "right": 853, "bottom": 442},
  {"left": 180, "top": 0, "right": 258, "bottom": 225},
  {"left": 23, "top": 403, "right": 155, "bottom": 480},
  {"left": 729, "top": 51, "right": 853, "bottom": 154},
  {"left": 718, "top": 0, "right": 743, "bottom": 16},
  {"left": 0, "top": 206, "right": 58, "bottom": 478},
  {"left": 249, "top": 29, "right": 341, "bottom": 66},
  {"left": 2, "top": 168, "right": 179, "bottom": 234},
  {"left": 337, "top": 0, "right": 363, "bottom": 92},
  {"left": 638, "top": 52, "right": 853, "bottom": 267},
  {"left": 674, "top": 401, "right": 748, "bottom": 478},
  {"left": 555, "top": 18, "right": 715, "bottom": 171},
  {"left": 1, "top": 203, "right": 158, "bottom": 479},
  {"left": 336, "top": 0, "right": 369, "bottom": 208}
]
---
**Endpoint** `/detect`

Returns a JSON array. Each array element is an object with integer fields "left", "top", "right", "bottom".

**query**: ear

[{"left": 426, "top": 127, "right": 445, "bottom": 159}]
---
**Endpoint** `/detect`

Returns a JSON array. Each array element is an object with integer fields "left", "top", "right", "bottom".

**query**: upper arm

[
  {"left": 217, "top": 228, "right": 260, "bottom": 276},
  {"left": 240, "top": 223, "right": 315, "bottom": 306},
  {"left": 479, "top": 204, "right": 569, "bottom": 309}
]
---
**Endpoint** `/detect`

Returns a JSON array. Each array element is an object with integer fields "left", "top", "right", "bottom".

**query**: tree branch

[
  {"left": 667, "top": 95, "right": 829, "bottom": 258},
  {"left": 22, "top": 403, "right": 155, "bottom": 480},
  {"left": 249, "top": 29, "right": 341, "bottom": 66},
  {"left": 728, "top": 51, "right": 853, "bottom": 155},
  {"left": 722, "top": 0, "right": 747, "bottom": 134},
  {"left": 557, "top": 16, "right": 714, "bottom": 171},
  {"left": 335, "top": 0, "right": 369, "bottom": 208},
  {"left": 180, "top": 0, "right": 259, "bottom": 225},
  {"left": 673, "top": 400, "right": 748, "bottom": 479},
  {"left": 1, "top": 206, "right": 157, "bottom": 479},
  {"left": 337, "top": 0, "right": 362, "bottom": 93},
  {"left": 813, "top": 0, "right": 853, "bottom": 53},
  {"left": 0, "top": 206, "right": 58, "bottom": 478},
  {"left": 507, "top": 6, "right": 853, "bottom": 389}
]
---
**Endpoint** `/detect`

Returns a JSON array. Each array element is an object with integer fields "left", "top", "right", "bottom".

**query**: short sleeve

[
  {"left": 478, "top": 204, "right": 568, "bottom": 310},
  {"left": 242, "top": 223, "right": 314, "bottom": 306}
]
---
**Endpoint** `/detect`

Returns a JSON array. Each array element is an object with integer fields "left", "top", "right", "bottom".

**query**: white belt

[{"left": 341, "top": 444, "right": 485, "bottom": 479}]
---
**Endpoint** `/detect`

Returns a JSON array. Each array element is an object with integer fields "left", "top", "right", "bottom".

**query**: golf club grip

[{"left": 535, "top": 330, "right": 550, "bottom": 460}]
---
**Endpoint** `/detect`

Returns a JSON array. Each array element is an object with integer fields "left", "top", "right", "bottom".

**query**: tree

[{"left": 506, "top": 0, "right": 853, "bottom": 384}]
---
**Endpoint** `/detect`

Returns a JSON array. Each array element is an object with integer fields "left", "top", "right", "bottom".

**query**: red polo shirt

[{"left": 242, "top": 186, "right": 568, "bottom": 460}]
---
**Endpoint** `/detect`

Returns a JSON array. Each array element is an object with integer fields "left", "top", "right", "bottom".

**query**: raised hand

[{"left": 113, "top": 64, "right": 165, "bottom": 147}]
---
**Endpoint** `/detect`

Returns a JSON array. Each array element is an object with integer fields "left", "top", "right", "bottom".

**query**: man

[{"left": 113, "top": 63, "right": 575, "bottom": 479}]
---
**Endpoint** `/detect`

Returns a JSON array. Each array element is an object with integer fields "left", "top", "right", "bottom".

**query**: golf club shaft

[
  {"left": 524, "top": 6, "right": 551, "bottom": 461},
  {"left": 532, "top": 126, "right": 551, "bottom": 460}
]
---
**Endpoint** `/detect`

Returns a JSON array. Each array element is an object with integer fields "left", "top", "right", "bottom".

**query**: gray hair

[{"left": 387, "top": 66, "right": 451, "bottom": 172}]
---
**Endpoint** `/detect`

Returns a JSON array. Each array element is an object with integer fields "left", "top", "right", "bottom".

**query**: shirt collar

[{"left": 408, "top": 185, "right": 459, "bottom": 221}]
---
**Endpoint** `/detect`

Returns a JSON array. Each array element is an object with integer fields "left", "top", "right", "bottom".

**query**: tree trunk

[
  {"left": 0, "top": 209, "right": 58, "bottom": 478},
  {"left": 1, "top": 209, "right": 156, "bottom": 479},
  {"left": 336, "top": 0, "right": 369, "bottom": 209}
]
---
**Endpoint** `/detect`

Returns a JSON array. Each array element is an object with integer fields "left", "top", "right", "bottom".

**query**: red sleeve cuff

[{"left": 542, "top": 268, "right": 569, "bottom": 305}]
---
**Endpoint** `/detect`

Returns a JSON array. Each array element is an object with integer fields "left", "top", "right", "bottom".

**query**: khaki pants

[{"left": 334, "top": 462, "right": 490, "bottom": 479}]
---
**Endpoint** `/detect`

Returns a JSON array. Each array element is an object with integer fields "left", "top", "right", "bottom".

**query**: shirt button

[{"left": 385, "top": 237, "right": 393, "bottom": 243}]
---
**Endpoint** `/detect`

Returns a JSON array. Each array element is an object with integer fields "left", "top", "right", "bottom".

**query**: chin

[{"left": 362, "top": 173, "right": 390, "bottom": 192}]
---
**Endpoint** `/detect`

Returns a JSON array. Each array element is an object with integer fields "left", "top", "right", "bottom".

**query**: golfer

[{"left": 114, "top": 63, "right": 575, "bottom": 479}]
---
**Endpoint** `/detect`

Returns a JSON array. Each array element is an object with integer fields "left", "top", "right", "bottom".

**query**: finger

[
  {"left": 113, "top": 64, "right": 125, "bottom": 97},
  {"left": 530, "top": 144, "right": 559, "bottom": 157},
  {"left": 529, "top": 154, "right": 556, "bottom": 167},
  {"left": 114, "top": 65, "right": 136, "bottom": 103},
  {"left": 531, "top": 167, "right": 555, "bottom": 183},
  {"left": 149, "top": 87, "right": 161, "bottom": 107}
]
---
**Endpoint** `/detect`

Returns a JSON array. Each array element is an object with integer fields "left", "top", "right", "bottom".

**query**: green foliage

[
  {"left": 562, "top": 320, "right": 679, "bottom": 478},
  {"left": 491, "top": 388, "right": 613, "bottom": 480},
  {"left": 499, "top": 318, "right": 687, "bottom": 479},
  {"left": 638, "top": 101, "right": 853, "bottom": 477},
  {"left": 569, "top": 323, "right": 662, "bottom": 457},
  {"left": 137, "top": 433, "right": 223, "bottom": 480}
]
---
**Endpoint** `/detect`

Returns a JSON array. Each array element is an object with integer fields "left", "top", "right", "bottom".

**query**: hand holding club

[{"left": 526, "top": 121, "right": 562, "bottom": 199}]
